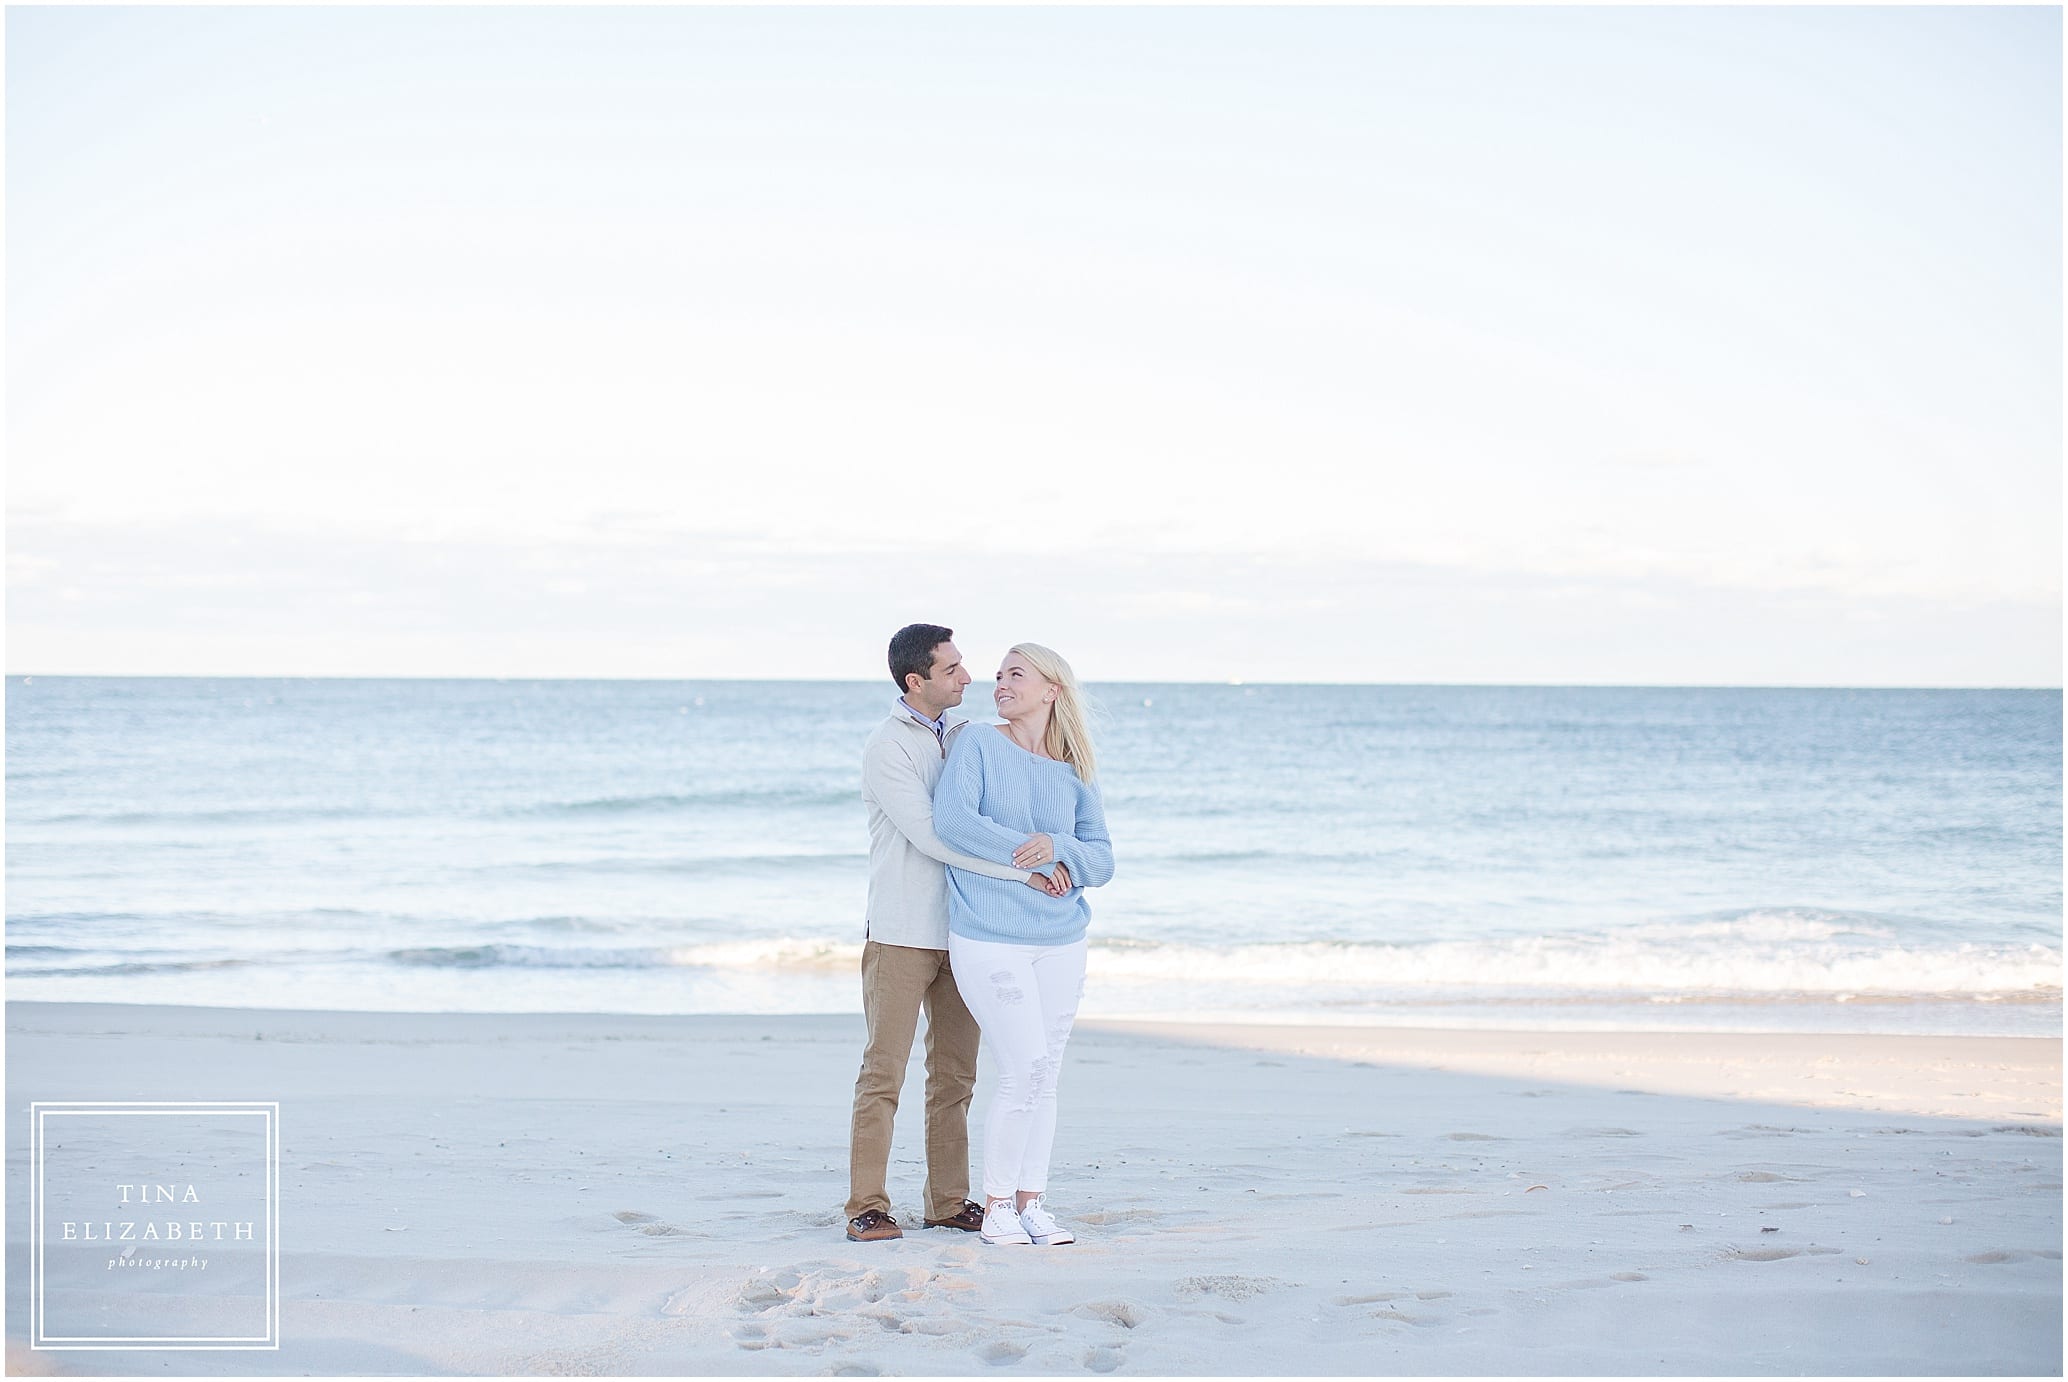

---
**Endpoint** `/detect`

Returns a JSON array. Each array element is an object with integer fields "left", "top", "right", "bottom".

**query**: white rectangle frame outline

[{"left": 30, "top": 1101, "right": 280, "bottom": 1350}]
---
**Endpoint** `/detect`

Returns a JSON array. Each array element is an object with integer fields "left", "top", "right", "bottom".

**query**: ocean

[{"left": 5, "top": 677, "right": 2059, "bottom": 1035}]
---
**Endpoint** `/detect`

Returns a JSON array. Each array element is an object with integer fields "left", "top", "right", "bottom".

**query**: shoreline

[
  {"left": 6, "top": 1001, "right": 2061, "bottom": 1375},
  {"left": 8, "top": 984, "right": 2058, "bottom": 1043}
]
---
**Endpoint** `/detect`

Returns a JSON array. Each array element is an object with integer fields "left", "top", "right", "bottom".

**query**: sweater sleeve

[
  {"left": 864, "top": 734, "right": 1032, "bottom": 883},
  {"left": 1049, "top": 780, "right": 1115, "bottom": 888},
  {"left": 932, "top": 730, "right": 1051, "bottom": 871}
]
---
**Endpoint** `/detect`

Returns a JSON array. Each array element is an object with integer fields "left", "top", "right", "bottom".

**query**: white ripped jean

[{"left": 947, "top": 933, "right": 1089, "bottom": 1200}]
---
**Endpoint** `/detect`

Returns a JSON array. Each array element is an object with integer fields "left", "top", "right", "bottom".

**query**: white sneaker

[
  {"left": 1018, "top": 1195, "right": 1074, "bottom": 1245},
  {"left": 980, "top": 1199, "right": 1032, "bottom": 1246}
]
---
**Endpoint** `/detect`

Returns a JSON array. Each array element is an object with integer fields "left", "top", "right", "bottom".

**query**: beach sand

[{"left": 5, "top": 1001, "right": 2060, "bottom": 1376}]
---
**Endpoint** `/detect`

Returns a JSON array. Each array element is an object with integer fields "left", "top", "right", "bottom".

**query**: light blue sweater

[{"left": 933, "top": 724, "right": 1115, "bottom": 946}]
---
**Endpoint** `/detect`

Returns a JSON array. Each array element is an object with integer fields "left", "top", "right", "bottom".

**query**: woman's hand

[
  {"left": 1020, "top": 863, "right": 1073, "bottom": 897},
  {"left": 1012, "top": 833, "right": 1055, "bottom": 869}
]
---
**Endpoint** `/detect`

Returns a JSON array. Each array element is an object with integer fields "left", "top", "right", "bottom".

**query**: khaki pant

[{"left": 845, "top": 939, "right": 980, "bottom": 1222}]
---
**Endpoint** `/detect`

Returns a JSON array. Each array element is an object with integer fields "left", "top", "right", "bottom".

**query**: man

[{"left": 846, "top": 623, "right": 1068, "bottom": 1242}]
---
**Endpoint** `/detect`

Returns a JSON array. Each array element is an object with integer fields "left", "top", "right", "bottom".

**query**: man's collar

[{"left": 895, "top": 696, "right": 957, "bottom": 733}]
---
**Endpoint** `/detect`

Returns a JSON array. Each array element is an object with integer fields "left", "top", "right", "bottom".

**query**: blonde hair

[{"left": 1009, "top": 642, "right": 1098, "bottom": 784}]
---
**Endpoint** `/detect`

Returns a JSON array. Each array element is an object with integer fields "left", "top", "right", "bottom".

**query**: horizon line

[{"left": 7, "top": 673, "right": 2061, "bottom": 693}]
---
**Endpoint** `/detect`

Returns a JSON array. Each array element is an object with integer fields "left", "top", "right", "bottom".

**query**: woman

[{"left": 932, "top": 643, "right": 1114, "bottom": 1247}]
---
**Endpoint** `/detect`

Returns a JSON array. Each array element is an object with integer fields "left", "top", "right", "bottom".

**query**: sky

[{"left": 7, "top": 5, "right": 2061, "bottom": 686}]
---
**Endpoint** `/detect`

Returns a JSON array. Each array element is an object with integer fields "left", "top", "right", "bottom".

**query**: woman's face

[{"left": 993, "top": 653, "right": 1057, "bottom": 721}]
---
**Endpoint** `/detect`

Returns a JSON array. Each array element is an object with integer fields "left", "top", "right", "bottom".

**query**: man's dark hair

[{"left": 888, "top": 624, "right": 955, "bottom": 693}]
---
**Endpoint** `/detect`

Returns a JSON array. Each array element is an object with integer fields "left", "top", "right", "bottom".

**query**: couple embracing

[{"left": 845, "top": 624, "right": 1114, "bottom": 1248}]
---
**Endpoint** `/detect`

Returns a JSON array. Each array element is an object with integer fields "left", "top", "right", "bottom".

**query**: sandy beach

[{"left": 5, "top": 1000, "right": 2060, "bottom": 1376}]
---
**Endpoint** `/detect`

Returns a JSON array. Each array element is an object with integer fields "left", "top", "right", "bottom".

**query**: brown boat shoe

[
  {"left": 923, "top": 1200, "right": 986, "bottom": 1232},
  {"left": 846, "top": 1209, "right": 902, "bottom": 1242}
]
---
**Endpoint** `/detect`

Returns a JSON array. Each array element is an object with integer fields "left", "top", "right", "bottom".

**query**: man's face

[{"left": 907, "top": 640, "right": 972, "bottom": 716}]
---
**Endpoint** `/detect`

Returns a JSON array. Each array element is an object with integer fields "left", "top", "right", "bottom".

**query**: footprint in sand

[
  {"left": 1729, "top": 1243, "right": 1838, "bottom": 1262},
  {"left": 1084, "top": 1344, "right": 1124, "bottom": 1373},
  {"left": 788, "top": 1209, "right": 845, "bottom": 1229},
  {"left": 768, "top": 1320, "right": 850, "bottom": 1350},
  {"left": 977, "top": 1340, "right": 1029, "bottom": 1366},
  {"left": 770, "top": 1265, "right": 959, "bottom": 1313},
  {"left": 611, "top": 1209, "right": 695, "bottom": 1237},
  {"left": 1610, "top": 1272, "right": 1648, "bottom": 1282},
  {"left": 1072, "top": 1301, "right": 1144, "bottom": 1329},
  {"left": 1443, "top": 1132, "right": 1504, "bottom": 1141},
  {"left": 737, "top": 1274, "right": 795, "bottom": 1311},
  {"left": 901, "top": 1317, "right": 964, "bottom": 1337}
]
